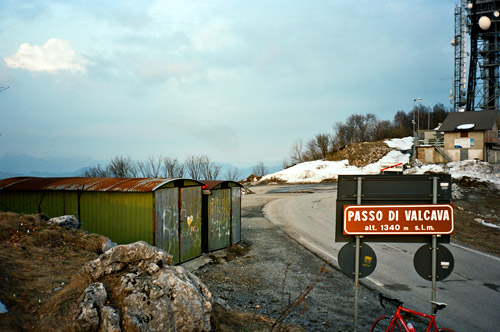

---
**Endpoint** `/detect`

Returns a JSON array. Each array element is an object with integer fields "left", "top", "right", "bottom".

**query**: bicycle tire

[
  {"left": 438, "top": 329, "right": 456, "bottom": 332},
  {"left": 370, "top": 315, "right": 402, "bottom": 332}
]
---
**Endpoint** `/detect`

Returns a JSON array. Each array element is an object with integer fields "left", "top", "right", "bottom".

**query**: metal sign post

[
  {"left": 431, "top": 235, "right": 438, "bottom": 313},
  {"left": 336, "top": 174, "right": 454, "bottom": 330},
  {"left": 353, "top": 177, "right": 362, "bottom": 332},
  {"left": 354, "top": 235, "right": 360, "bottom": 332},
  {"left": 431, "top": 177, "right": 438, "bottom": 313}
]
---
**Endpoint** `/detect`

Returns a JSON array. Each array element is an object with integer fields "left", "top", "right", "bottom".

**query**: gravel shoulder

[{"left": 191, "top": 186, "right": 386, "bottom": 332}]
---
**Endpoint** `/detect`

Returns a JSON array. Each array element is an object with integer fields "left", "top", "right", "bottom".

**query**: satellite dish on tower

[{"left": 479, "top": 16, "right": 491, "bottom": 30}]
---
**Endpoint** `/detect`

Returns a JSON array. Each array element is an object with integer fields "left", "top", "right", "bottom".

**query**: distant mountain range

[
  {"left": 0, "top": 154, "right": 282, "bottom": 180},
  {"left": 0, "top": 154, "right": 102, "bottom": 179}
]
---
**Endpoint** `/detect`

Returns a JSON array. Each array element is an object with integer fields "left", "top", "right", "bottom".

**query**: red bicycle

[{"left": 370, "top": 293, "right": 455, "bottom": 332}]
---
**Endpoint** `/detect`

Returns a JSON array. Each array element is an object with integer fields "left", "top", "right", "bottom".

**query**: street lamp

[
  {"left": 412, "top": 98, "right": 422, "bottom": 163},
  {"left": 414, "top": 98, "right": 422, "bottom": 131}
]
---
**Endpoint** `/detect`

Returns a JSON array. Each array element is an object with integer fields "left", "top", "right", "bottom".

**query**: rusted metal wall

[
  {"left": 41, "top": 191, "right": 79, "bottom": 217},
  {"left": 231, "top": 186, "right": 241, "bottom": 244},
  {"left": 0, "top": 191, "right": 79, "bottom": 218},
  {"left": 79, "top": 192, "right": 154, "bottom": 245},
  {"left": 155, "top": 188, "right": 180, "bottom": 263},
  {"left": 179, "top": 186, "right": 202, "bottom": 263},
  {"left": 207, "top": 188, "right": 231, "bottom": 251},
  {"left": 0, "top": 191, "right": 43, "bottom": 215}
]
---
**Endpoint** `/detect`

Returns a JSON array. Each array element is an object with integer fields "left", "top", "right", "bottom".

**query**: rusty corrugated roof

[
  {"left": 0, "top": 177, "right": 201, "bottom": 192},
  {"left": 201, "top": 180, "right": 243, "bottom": 190}
]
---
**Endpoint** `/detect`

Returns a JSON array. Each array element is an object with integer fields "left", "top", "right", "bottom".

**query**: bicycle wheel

[
  {"left": 438, "top": 329, "right": 456, "bottom": 332},
  {"left": 370, "top": 315, "right": 402, "bottom": 332}
]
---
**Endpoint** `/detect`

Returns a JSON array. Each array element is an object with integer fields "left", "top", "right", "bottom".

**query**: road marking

[
  {"left": 451, "top": 242, "right": 500, "bottom": 262},
  {"left": 366, "top": 276, "right": 385, "bottom": 288}
]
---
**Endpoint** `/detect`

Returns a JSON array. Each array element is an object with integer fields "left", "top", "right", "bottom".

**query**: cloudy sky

[{"left": 0, "top": 0, "right": 456, "bottom": 169}]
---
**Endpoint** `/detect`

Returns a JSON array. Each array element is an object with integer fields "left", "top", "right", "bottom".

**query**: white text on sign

[{"left": 343, "top": 204, "right": 454, "bottom": 235}]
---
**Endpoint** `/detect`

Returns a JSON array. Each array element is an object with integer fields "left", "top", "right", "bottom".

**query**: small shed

[
  {"left": 200, "top": 180, "right": 243, "bottom": 252},
  {"left": 0, "top": 177, "right": 203, "bottom": 264},
  {"left": 438, "top": 110, "right": 500, "bottom": 162}
]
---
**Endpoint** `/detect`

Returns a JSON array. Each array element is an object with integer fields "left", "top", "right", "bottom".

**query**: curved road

[{"left": 261, "top": 183, "right": 500, "bottom": 332}]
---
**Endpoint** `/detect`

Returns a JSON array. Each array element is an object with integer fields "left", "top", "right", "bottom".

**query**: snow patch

[
  {"left": 259, "top": 138, "right": 499, "bottom": 188},
  {"left": 408, "top": 160, "right": 500, "bottom": 188},
  {"left": 260, "top": 149, "right": 411, "bottom": 184},
  {"left": 482, "top": 220, "right": 500, "bottom": 230},
  {"left": 456, "top": 124, "right": 475, "bottom": 130},
  {"left": 384, "top": 137, "right": 414, "bottom": 151}
]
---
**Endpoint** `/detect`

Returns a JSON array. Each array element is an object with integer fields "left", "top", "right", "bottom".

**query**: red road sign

[
  {"left": 380, "top": 162, "right": 404, "bottom": 172},
  {"left": 343, "top": 204, "right": 454, "bottom": 235}
]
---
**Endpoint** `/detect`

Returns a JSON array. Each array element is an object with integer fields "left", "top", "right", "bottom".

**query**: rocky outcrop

[
  {"left": 76, "top": 283, "right": 108, "bottom": 331},
  {"left": 119, "top": 266, "right": 212, "bottom": 331},
  {"left": 48, "top": 215, "right": 80, "bottom": 229},
  {"left": 75, "top": 241, "right": 212, "bottom": 332},
  {"left": 83, "top": 241, "right": 173, "bottom": 279}
]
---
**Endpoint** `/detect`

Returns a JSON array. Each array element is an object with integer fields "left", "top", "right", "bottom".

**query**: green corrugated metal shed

[
  {"left": 0, "top": 177, "right": 203, "bottom": 264},
  {"left": 201, "top": 180, "right": 242, "bottom": 252}
]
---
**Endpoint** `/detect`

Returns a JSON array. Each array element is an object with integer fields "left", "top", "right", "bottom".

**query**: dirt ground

[
  {"left": 0, "top": 213, "right": 105, "bottom": 331},
  {"left": 450, "top": 178, "right": 500, "bottom": 256},
  {"left": 0, "top": 178, "right": 498, "bottom": 332},
  {"left": 194, "top": 191, "right": 384, "bottom": 332},
  {"left": 194, "top": 179, "right": 500, "bottom": 332}
]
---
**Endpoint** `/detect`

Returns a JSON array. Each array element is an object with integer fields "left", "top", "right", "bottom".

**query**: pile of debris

[{"left": 326, "top": 141, "right": 392, "bottom": 167}]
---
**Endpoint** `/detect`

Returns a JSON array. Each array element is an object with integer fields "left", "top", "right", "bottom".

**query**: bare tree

[
  {"left": 80, "top": 164, "right": 110, "bottom": 177},
  {"left": 392, "top": 110, "right": 412, "bottom": 137},
  {"left": 289, "top": 139, "right": 304, "bottom": 165},
  {"left": 108, "top": 156, "right": 138, "bottom": 178},
  {"left": 185, "top": 155, "right": 221, "bottom": 180},
  {"left": 431, "top": 103, "right": 450, "bottom": 127},
  {"left": 372, "top": 120, "right": 393, "bottom": 141},
  {"left": 224, "top": 166, "right": 240, "bottom": 181},
  {"left": 314, "top": 133, "right": 332, "bottom": 158},
  {"left": 333, "top": 113, "right": 378, "bottom": 146},
  {"left": 252, "top": 161, "right": 267, "bottom": 177},
  {"left": 162, "top": 157, "right": 184, "bottom": 178},
  {"left": 302, "top": 133, "right": 332, "bottom": 161},
  {"left": 137, "top": 155, "right": 163, "bottom": 178},
  {"left": 201, "top": 156, "right": 222, "bottom": 180},
  {"left": 281, "top": 157, "right": 291, "bottom": 169},
  {"left": 303, "top": 138, "right": 322, "bottom": 161},
  {"left": 185, "top": 155, "right": 203, "bottom": 180}
]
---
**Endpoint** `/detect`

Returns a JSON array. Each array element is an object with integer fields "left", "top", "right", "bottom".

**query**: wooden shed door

[
  {"left": 155, "top": 188, "right": 180, "bottom": 263},
  {"left": 231, "top": 187, "right": 241, "bottom": 244},
  {"left": 179, "top": 186, "right": 202, "bottom": 263}
]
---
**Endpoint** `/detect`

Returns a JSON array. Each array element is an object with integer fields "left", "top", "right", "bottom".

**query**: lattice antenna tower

[
  {"left": 465, "top": 0, "right": 500, "bottom": 112},
  {"left": 451, "top": 1, "right": 469, "bottom": 112}
]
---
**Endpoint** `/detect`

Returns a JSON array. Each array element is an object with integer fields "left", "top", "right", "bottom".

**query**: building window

[{"left": 460, "top": 131, "right": 468, "bottom": 137}]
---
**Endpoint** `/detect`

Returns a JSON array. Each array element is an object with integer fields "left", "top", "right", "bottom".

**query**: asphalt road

[{"left": 257, "top": 183, "right": 500, "bottom": 332}]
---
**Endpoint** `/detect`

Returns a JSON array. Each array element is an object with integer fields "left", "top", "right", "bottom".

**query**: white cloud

[{"left": 4, "top": 38, "right": 87, "bottom": 74}]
